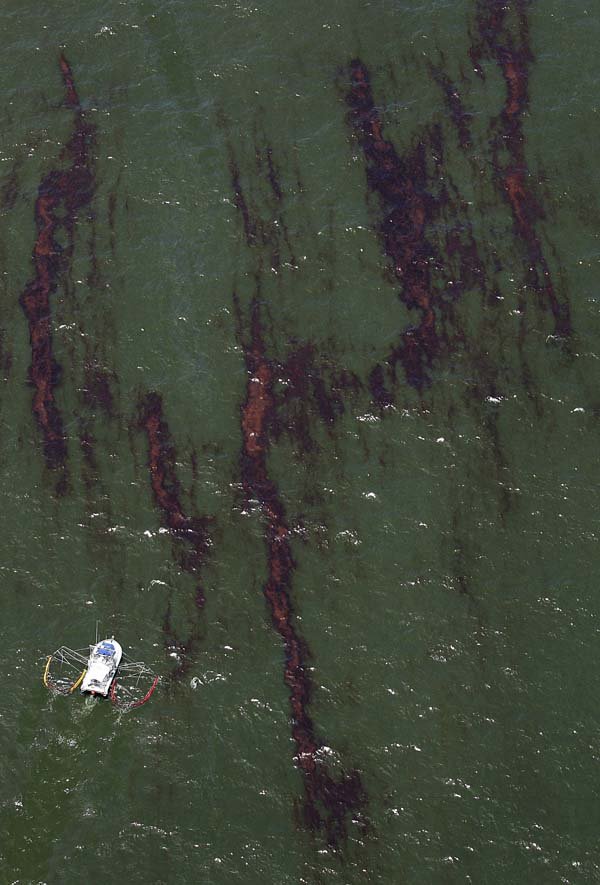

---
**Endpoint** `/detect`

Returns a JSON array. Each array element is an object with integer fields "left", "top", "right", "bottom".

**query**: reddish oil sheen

[
  {"left": 140, "top": 392, "right": 211, "bottom": 671},
  {"left": 471, "top": 0, "right": 570, "bottom": 335},
  {"left": 237, "top": 296, "right": 365, "bottom": 844},
  {"left": 346, "top": 59, "right": 440, "bottom": 390},
  {"left": 20, "top": 54, "right": 96, "bottom": 475}
]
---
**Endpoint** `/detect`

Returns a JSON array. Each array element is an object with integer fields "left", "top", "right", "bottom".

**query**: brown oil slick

[
  {"left": 279, "top": 343, "right": 362, "bottom": 455},
  {"left": 228, "top": 140, "right": 359, "bottom": 446},
  {"left": 345, "top": 57, "right": 511, "bottom": 412},
  {"left": 255, "top": 142, "right": 298, "bottom": 269},
  {"left": 264, "top": 145, "right": 283, "bottom": 202},
  {"left": 368, "top": 363, "right": 393, "bottom": 409},
  {"left": 431, "top": 66, "right": 472, "bottom": 151},
  {"left": 226, "top": 134, "right": 297, "bottom": 273},
  {"left": 230, "top": 160, "right": 258, "bottom": 248},
  {"left": 82, "top": 361, "right": 116, "bottom": 417},
  {"left": 235, "top": 294, "right": 366, "bottom": 846},
  {"left": 345, "top": 58, "right": 517, "bottom": 522},
  {"left": 470, "top": 0, "right": 570, "bottom": 336},
  {"left": 346, "top": 59, "right": 447, "bottom": 393},
  {"left": 0, "top": 155, "right": 23, "bottom": 212},
  {"left": 19, "top": 54, "right": 97, "bottom": 483},
  {"left": 228, "top": 128, "right": 365, "bottom": 842},
  {"left": 77, "top": 359, "right": 118, "bottom": 511},
  {"left": 139, "top": 391, "right": 211, "bottom": 674}
]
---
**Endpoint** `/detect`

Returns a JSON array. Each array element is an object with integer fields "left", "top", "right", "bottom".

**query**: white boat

[
  {"left": 80, "top": 638, "right": 123, "bottom": 696},
  {"left": 44, "top": 633, "right": 159, "bottom": 709}
]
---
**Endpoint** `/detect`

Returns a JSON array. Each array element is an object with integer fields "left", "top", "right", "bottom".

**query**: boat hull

[{"left": 81, "top": 639, "right": 123, "bottom": 696}]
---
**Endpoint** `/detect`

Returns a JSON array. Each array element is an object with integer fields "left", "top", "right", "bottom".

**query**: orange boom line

[{"left": 110, "top": 675, "right": 160, "bottom": 711}]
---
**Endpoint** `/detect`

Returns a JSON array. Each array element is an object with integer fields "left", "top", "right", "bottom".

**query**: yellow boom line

[
  {"left": 43, "top": 656, "right": 52, "bottom": 689},
  {"left": 43, "top": 655, "right": 86, "bottom": 693},
  {"left": 70, "top": 670, "right": 86, "bottom": 692}
]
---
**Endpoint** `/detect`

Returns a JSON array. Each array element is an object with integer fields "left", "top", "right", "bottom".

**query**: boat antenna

[{"left": 95, "top": 620, "right": 99, "bottom": 645}]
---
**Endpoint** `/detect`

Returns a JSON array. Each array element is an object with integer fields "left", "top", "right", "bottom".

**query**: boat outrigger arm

[{"left": 43, "top": 637, "right": 159, "bottom": 711}]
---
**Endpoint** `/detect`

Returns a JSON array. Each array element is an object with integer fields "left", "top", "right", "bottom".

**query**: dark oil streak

[
  {"left": 235, "top": 294, "right": 366, "bottom": 846},
  {"left": 431, "top": 66, "right": 472, "bottom": 150},
  {"left": 345, "top": 61, "right": 516, "bottom": 523},
  {"left": 265, "top": 145, "right": 283, "bottom": 202},
  {"left": 0, "top": 136, "right": 42, "bottom": 210},
  {"left": 224, "top": 119, "right": 297, "bottom": 271},
  {"left": 77, "top": 364, "right": 115, "bottom": 518},
  {"left": 0, "top": 330, "right": 13, "bottom": 385},
  {"left": 279, "top": 343, "right": 362, "bottom": 455},
  {"left": 77, "top": 420, "right": 107, "bottom": 526},
  {"left": 230, "top": 161, "right": 257, "bottom": 247},
  {"left": 139, "top": 391, "right": 211, "bottom": 674},
  {"left": 75, "top": 298, "right": 120, "bottom": 516},
  {"left": 228, "top": 132, "right": 361, "bottom": 446},
  {"left": 448, "top": 508, "right": 492, "bottom": 670},
  {"left": 259, "top": 143, "right": 298, "bottom": 269},
  {"left": 107, "top": 185, "right": 119, "bottom": 257},
  {"left": 346, "top": 59, "right": 442, "bottom": 392},
  {"left": 19, "top": 54, "right": 96, "bottom": 480},
  {"left": 108, "top": 191, "right": 117, "bottom": 231},
  {"left": 86, "top": 210, "right": 103, "bottom": 290},
  {"left": 0, "top": 156, "right": 24, "bottom": 211},
  {"left": 345, "top": 59, "right": 509, "bottom": 406},
  {"left": 440, "top": 185, "right": 514, "bottom": 516},
  {"left": 471, "top": 0, "right": 570, "bottom": 336},
  {"left": 82, "top": 360, "right": 116, "bottom": 416},
  {"left": 368, "top": 363, "right": 393, "bottom": 409},
  {"left": 227, "top": 136, "right": 368, "bottom": 836}
]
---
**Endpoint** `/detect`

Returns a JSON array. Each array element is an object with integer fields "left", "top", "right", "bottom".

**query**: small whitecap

[
  {"left": 356, "top": 412, "right": 380, "bottom": 423},
  {"left": 335, "top": 529, "right": 362, "bottom": 546}
]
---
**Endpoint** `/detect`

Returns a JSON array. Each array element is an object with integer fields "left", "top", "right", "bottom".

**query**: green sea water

[{"left": 1, "top": 1, "right": 600, "bottom": 882}]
